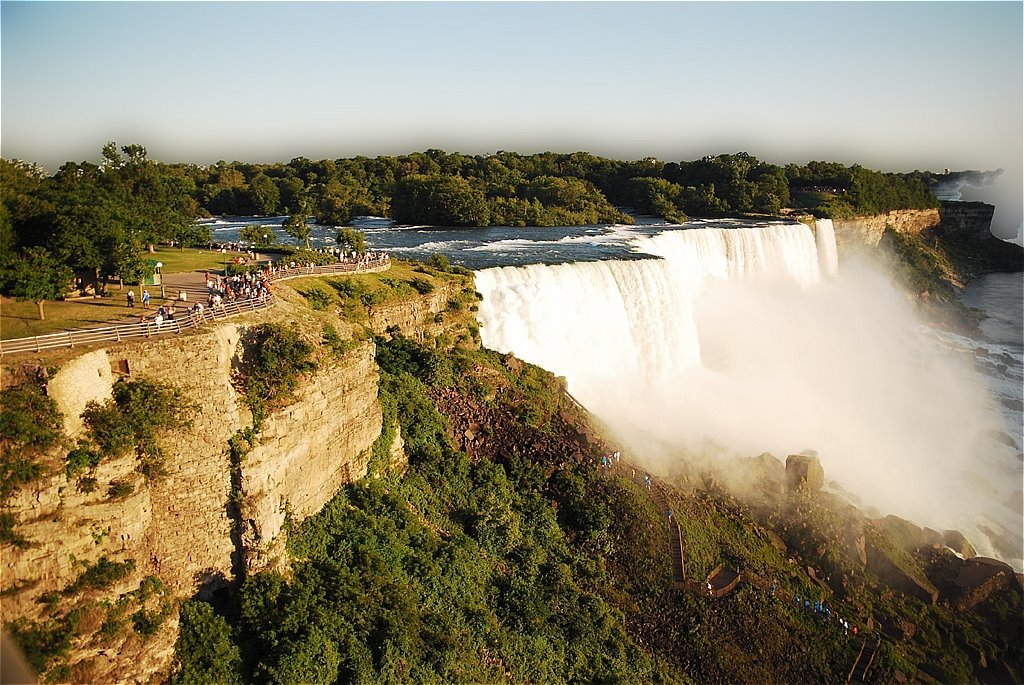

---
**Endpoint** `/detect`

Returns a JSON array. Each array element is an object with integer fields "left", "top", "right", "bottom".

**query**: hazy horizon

[{"left": 2, "top": 1, "right": 1021, "bottom": 236}]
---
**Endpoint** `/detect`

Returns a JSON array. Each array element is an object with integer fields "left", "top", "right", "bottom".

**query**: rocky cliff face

[
  {"left": 830, "top": 208, "right": 941, "bottom": 251},
  {"left": 0, "top": 300, "right": 391, "bottom": 682},
  {"left": 239, "top": 343, "right": 382, "bottom": 576},
  {"left": 938, "top": 201, "right": 996, "bottom": 239},
  {"left": 367, "top": 279, "right": 466, "bottom": 341}
]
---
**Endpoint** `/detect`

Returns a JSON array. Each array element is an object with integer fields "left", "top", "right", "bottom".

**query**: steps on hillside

[{"left": 848, "top": 638, "right": 878, "bottom": 684}]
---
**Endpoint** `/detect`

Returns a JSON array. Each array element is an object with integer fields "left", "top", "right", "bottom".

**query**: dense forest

[{"left": 1, "top": 144, "right": 940, "bottom": 311}]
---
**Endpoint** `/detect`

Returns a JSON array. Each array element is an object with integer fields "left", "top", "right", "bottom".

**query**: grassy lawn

[
  {"left": 147, "top": 246, "right": 241, "bottom": 274},
  {"left": 1, "top": 293, "right": 169, "bottom": 340}
]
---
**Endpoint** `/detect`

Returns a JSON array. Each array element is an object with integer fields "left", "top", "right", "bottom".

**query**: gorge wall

[
  {"left": 0, "top": 286, "right": 441, "bottom": 682},
  {"left": 829, "top": 208, "right": 941, "bottom": 251}
]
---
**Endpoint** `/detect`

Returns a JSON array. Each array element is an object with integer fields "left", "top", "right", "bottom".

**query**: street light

[{"left": 156, "top": 262, "right": 165, "bottom": 299}]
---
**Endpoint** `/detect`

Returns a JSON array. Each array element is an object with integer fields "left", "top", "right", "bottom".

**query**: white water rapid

[{"left": 475, "top": 223, "right": 1022, "bottom": 568}]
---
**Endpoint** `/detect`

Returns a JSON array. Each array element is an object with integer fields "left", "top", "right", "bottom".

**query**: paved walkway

[{"left": 0, "top": 256, "right": 390, "bottom": 356}]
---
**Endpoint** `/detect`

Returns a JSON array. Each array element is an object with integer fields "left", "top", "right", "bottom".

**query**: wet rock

[
  {"left": 942, "top": 529, "right": 977, "bottom": 559},
  {"left": 877, "top": 514, "right": 928, "bottom": 553}
]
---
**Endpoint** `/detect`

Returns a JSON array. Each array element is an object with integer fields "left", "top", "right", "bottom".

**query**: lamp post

[{"left": 156, "top": 262, "right": 165, "bottom": 299}]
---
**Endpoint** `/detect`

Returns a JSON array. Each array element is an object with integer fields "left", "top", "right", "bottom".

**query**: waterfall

[
  {"left": 475, "top": 223, "right": 823, "bottom": 405},
  {"left": 815, "top": 218, "right": 839, "bottom": 276},
  {"left": 475, "top": 222, "right": 1019, "bottom": 567}
]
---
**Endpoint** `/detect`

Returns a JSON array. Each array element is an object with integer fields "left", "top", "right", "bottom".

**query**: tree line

[{"left": 1, "top": 144, "right": 940, "bottom": 315}]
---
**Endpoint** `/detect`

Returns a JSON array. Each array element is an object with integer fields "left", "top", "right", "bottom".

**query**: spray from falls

[{"left": 475, "top": 223, "right": 1022, "bottom": 568}]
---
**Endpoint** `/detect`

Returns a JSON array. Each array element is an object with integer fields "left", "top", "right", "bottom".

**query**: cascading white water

[
  {"left": 475, "top": 222, "right": 1022, "bottom": 568},
  {"left": 815, "top": 218, "right": 840, "bottom": 277},
  {"left": 475, "top": 224, "right": 822, "bottom": 401}
]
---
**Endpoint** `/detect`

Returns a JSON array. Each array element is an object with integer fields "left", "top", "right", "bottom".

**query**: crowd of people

[
  {"left": 127, "top": 249, "right": 390, "bottom": 339},
  {"left": 204, "top": 269, "right": 272, "bottom": 308}
]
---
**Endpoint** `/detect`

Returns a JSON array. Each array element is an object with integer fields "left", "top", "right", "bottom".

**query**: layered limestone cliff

[
  {"left": 830, "top": 208, "right": 941, "bottom": 251},
  {"left": 0, "top": 296, "right": 395, "bottom": 682},
  {"left": 239, "top": 343, "right": 382, "bottom": 575},
  {"left": 367, "top": 279, "right": 467, "bottom": 341}
]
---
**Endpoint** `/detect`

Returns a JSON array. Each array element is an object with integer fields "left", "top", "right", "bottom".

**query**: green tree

[
  {"left": 315, "top": 177, "right": 371, "bottom": 226},
  {"left": 0, "top": 158, "right": 53, "bottom": 252},
  {"left": 0, "top": 246, "right": 74, "bottom": 320},
  {"left": 240, "top": 224, "right": 277, "bottom": 248},
  {"left": 283, "top": 199, "right": 313, "bottom": 249},
  {"left": 47, "top": 173, "right": 141, "bottom": 295},
  {"left": 336, "top": 227, "right": 367, "bottom": 256},
  {"left": 391, "top": 174, "right": 490, "bottom": 226},
  {"left": 246, "top": 173, "right": 281, "bottom": 216},
  {"left": 171, "top": 601, "right": 242, "bottom": 685}
]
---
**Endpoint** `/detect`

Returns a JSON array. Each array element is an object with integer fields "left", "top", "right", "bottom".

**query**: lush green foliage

[
  {"left": 784, "top": 159, "right": 939, "bottom": 218},
  {"left": 0, "top": 382, "right": 63, "bottom": 500},
  {"left": 0, "top": 246, "right": 75, "bottom": 319},
  {"left": 173, "top": 335, "right": 673, "bottom": 684},
  {"left": 9, "top": 572, "right": 174, "bottom": 681},
  {"left": 3, "top": 144, "right": 202, "bottom": 298},
  {"left": 336, "top": 227, "right": 367, "bottom": 255},
  {"left": 320, "top": 324, "right": 360, "bottom": 358},
  {"left": 172, "top": 600, "right": 243, "bottom": 685},
  {"left": 239, "top": 224, "right": 277, "bottom": 248},
  {"left": 5, "top": 614, "right": 78, "bottom": 674},
  {"left": 278, "top": 248, "right": 338, "bottom": 266},
  {"left": 239, "top": 323, "right": 317, "bottom": 418},
  {"left": 626, "top": 177, "right": 689, "bottom": 223},
  {"left": 76, "top": 378, "right": 193, "bottom": 479},
  {"left": 63, "top": 556, "right": 137, "bottom": 595},
  {"left": 0, "top": 380, "right": 64, "bottom": 545},
  {"left": 300, "top": 283, "right": 334, "bottom": 310},
  {"left": 3, "top": 146, "right": 947, "bottom": 290},
  {"left": 391, "top": 174, "right": 490, "bottom": 226}
]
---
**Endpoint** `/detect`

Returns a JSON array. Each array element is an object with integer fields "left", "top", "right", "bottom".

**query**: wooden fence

[{"left": 0, "top": 256, "right": 390, "bottom": 357}]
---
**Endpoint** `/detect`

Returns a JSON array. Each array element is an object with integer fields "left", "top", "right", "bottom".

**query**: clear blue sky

[{"left": 2, "top": 1, "right": 1021, "bottom": 230}]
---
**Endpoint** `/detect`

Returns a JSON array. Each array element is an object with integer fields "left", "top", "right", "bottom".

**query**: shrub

[
  {"left": 65, "top": 442, "right": 101, "bottom": 479},
  {"left": 107, "top": 478, "right": 134, "bottom": 500},
  {"left": 63, "top": 557, "right": 136, "bottom": 595},
  {"left": 0, "top": 383, "right": 63, "bottom": 502},
  {"left": 5, "top": 615, "right": 77, "bottom": 674},
  {"left": 302, "top": 284, "right": 334, "bottom": 311},
  {"left": 408, "top": 276, "right": 435, "bottom": 294},
  {"left": 427, "top": 253, "right": 451, "bottom": 272},
  {"left": 280, "top": 249, "right": 336, "bottom": 267},
  {"left": 76, "top": 476, "right": 98, "bottom": 494},
  {"left": 78, "top": 378, "right": 193, "bottom": 479},
  {"left": 322, "top": 324, "right": 365, "bottom": 358},
  {"left": 0, "top": 511, "right": 29, "bottom": 548},
  {"left": 240, "top": 323, "right": 317, "bottom": 417}
]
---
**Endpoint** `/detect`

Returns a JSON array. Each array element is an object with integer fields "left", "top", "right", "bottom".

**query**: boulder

[
  {"left": 942, "top": 529, "right": 977, "bottom": 559},
  {"left": 785, "top": 453, "right": 824, "bottom": 493},
  {"left": 954, "top": 557, "right": 1016, "bottom": 612},
  {"left": 865, "top": 529, "right": 940, "bottom": 605}
]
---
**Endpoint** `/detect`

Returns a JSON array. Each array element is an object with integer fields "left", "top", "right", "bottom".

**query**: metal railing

[{"left": 0, "top": 256, "right": 391, "bottom": 356}]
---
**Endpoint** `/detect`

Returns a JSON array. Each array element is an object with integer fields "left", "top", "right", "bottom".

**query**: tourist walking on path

[
  {"left": 127, "top": 290, "right": 135, "bottom": 308},
  {"left": 142, "top": 289, "right": 151, "bottom": 309}
]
